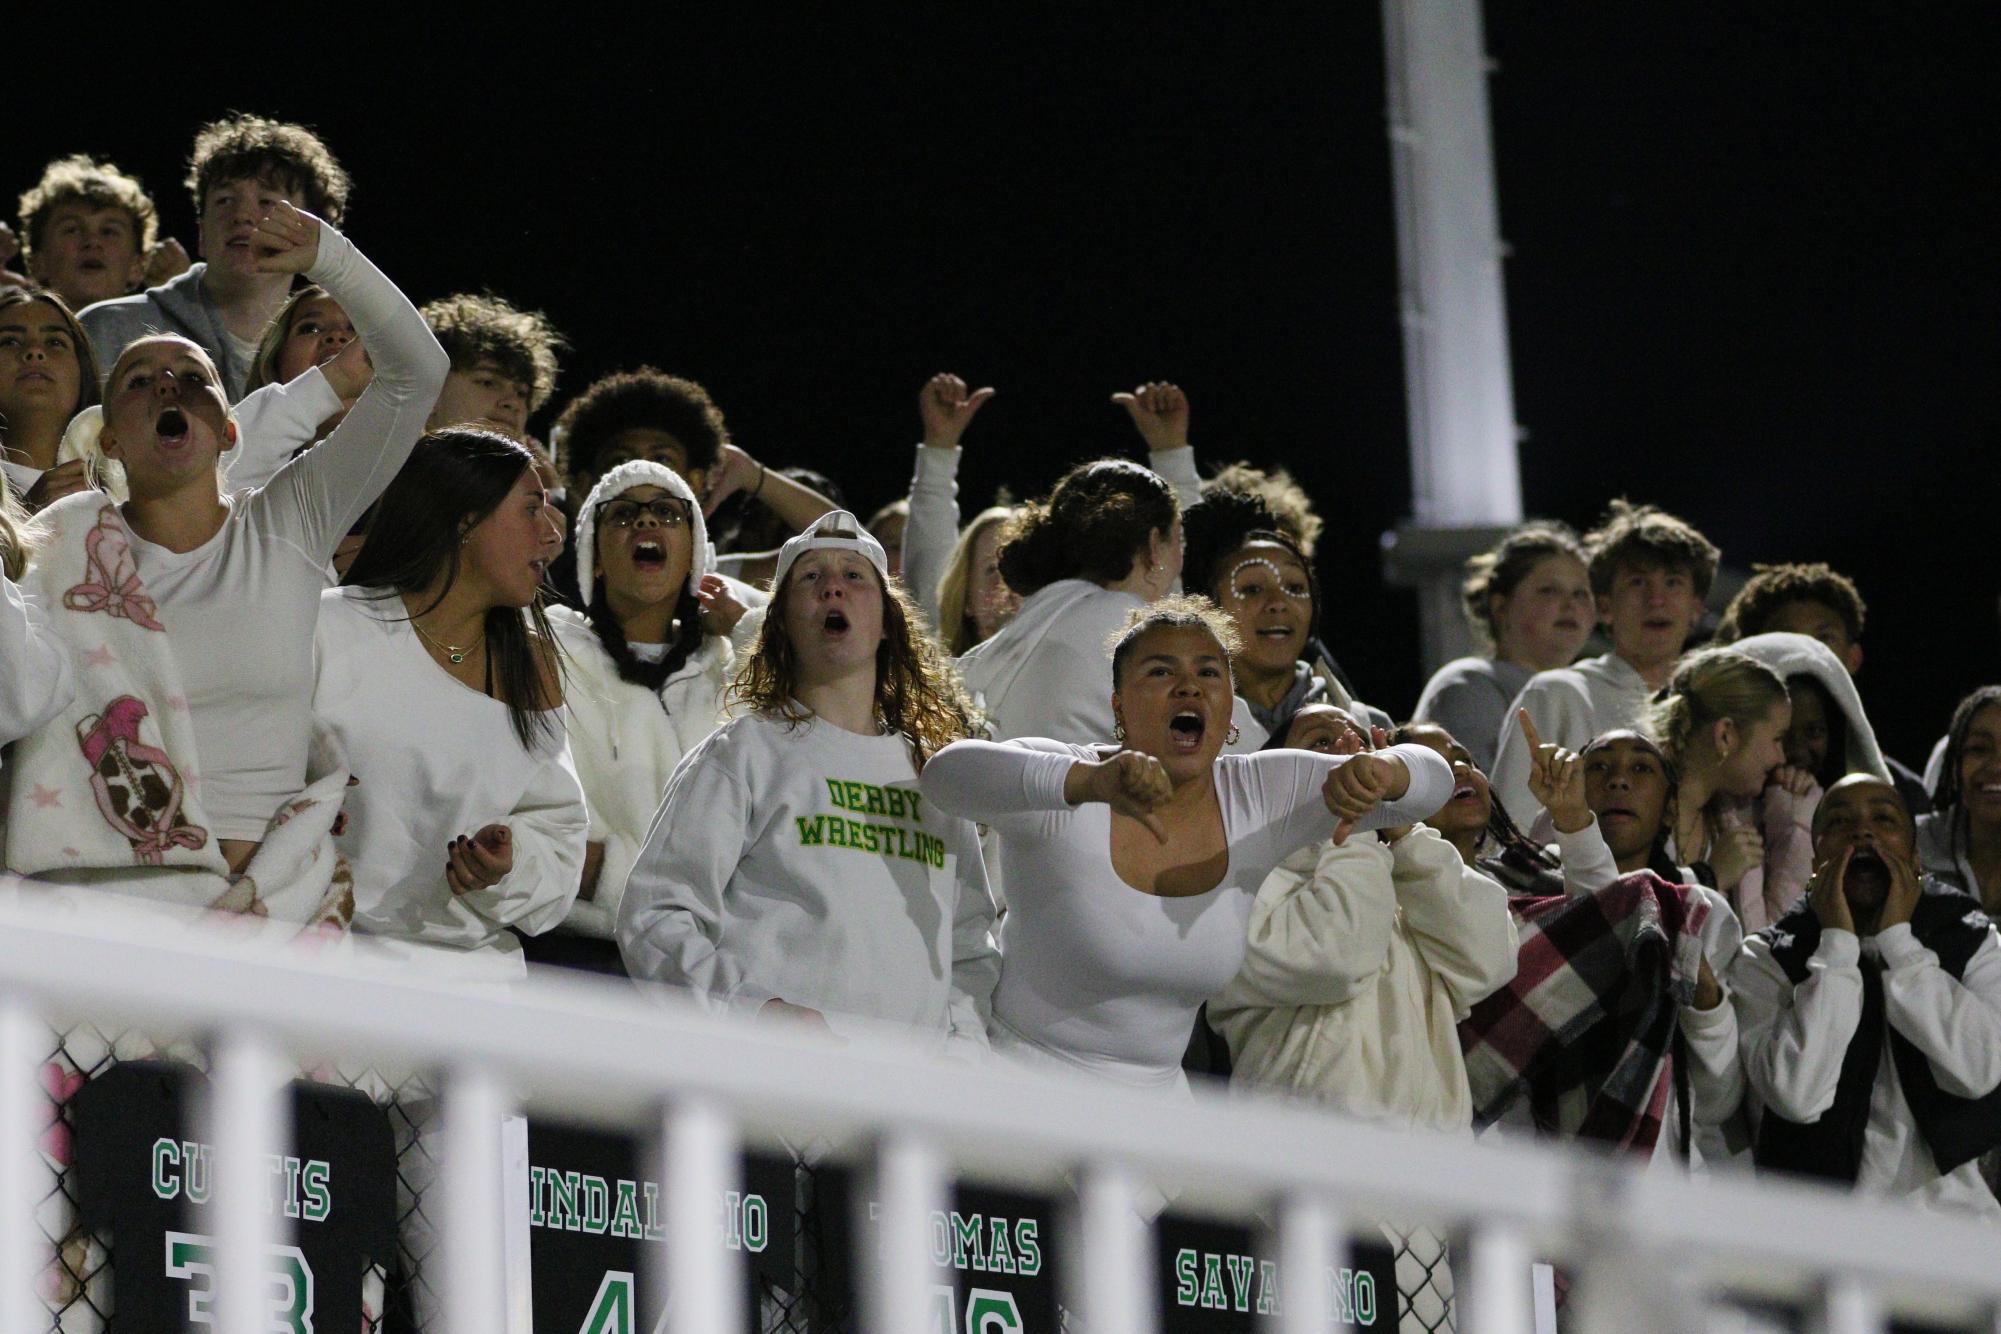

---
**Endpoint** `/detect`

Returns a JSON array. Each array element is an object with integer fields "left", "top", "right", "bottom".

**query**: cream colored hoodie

[{"left": 1209, "top": 825, "right": 1518, "bottom": 1132}]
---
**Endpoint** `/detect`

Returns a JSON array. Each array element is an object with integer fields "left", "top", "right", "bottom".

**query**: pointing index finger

[{"left": 1517, "top": 709, "right": 1544, "bottom": 753}]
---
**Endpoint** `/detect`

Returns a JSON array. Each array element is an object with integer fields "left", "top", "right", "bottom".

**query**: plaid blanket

[{"left": 1458, "top": 871, "right": 1711, "bottom": 1155}]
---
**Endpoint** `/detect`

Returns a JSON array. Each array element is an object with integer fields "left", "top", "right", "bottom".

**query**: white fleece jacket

[
  {"left": 550, "top": 606, "right": 732, "bottom": 938},
  {"left": 1210, "top": 825, "right": 1518, "bottom": 1132},
  {"left": 1490, "top": 653, "right": 1655, "bottom": 828}
]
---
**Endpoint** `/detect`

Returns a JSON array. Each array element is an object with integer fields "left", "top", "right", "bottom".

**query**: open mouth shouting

[
  {"left": 1451, "top": 782, "right": 1484, "bottom": 806},
  {"left": 822, "top": 608, "right": 851, "bottom": 637},
  {"left": 631, "top": 538, "right": 668, "bottom": 574},
  {"left": 1254, "top": 621, "right": 1298, "bottom": 647},
  {"left": 154, "top": 406, "right": 190, "bottom": 448},
  {"left": 1166, "top": 709, "right": 1208, "bottom": 753}
]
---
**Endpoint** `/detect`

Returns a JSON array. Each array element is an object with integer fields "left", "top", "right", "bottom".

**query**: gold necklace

[{"left": 412, "top": 618, "right": 482, "bottom": 665}]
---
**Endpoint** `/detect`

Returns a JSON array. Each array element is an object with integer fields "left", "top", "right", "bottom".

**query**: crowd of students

[{"left": 5, "top": 118, "right": 2001, "bottom": 1242}]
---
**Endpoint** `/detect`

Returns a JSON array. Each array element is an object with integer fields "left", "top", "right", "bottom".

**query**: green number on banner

[
  {"left": 928, "top": 1283, "right": 957, "bottom": 1332},
  {"left": 965, "top": 1288, "right": 1023, "bottom": 1333},
  {"left": 579, "top": 1271, "right": 635, "bottom": 1334},
  {"left": 163, "top": 1230, "right": 315, "bottom": 1330}
]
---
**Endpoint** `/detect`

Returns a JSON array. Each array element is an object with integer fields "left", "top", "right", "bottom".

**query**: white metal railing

[{"left": 5, "top": 890, "right": 2001, "bottom": 1333}]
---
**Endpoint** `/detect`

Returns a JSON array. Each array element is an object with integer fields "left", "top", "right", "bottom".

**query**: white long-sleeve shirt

[
  {"left": 1212, "top": 825, "right": 1518, "bottom": 1131},
  {"left": 1490, "top": 653, "right": 1654, "bottom": 828},
  {"left": 617, "top": 710, "right": 1000, "bottom": 1054},
  {"left": 550, "top": 607, "right": 732, "bottom": 938},
  {"left": 920, "top": 737, "right": 1454, "bottom": 1086},
  {"left": 0, "top": 570, "right": 72, "bottom": 754},
  {"left": 313, "top": 587, "right": 587, "bottom": 971},
  {"left": 1734, "top": 922, "right": 2001, "bottom": 1216},
  {"left": 103, "top": 228, "right": 447, "bottom": 839},
  {"left": 900, "top": 445, "right": 962, "bottom": 630},
  {"left": 224, "top": 366, "right": 346, "bottom": 493}
]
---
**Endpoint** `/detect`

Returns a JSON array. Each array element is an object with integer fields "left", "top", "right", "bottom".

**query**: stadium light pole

[{"left": 1379, "top": 0, "right": 1525, "bottom": 674}]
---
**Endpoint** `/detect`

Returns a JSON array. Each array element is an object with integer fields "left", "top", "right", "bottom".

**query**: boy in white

[
  {"left": 1491, "top": 502, "right": 1718, "bottom": 827},
  {"left": 1735, "top": 776, "right": 2001, "bottom": 1216},
  {"left": 618, "top": 512, "right": 998, "bottom": 1052}
]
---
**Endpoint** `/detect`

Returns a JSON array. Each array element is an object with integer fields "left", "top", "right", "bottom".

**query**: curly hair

[
  {"left": 1585, "top": 499, "right": 1721, "bottom": 599},
  {"left": 186, "top": 114, "right": 351, "bottom": 227},
  {"left": 17, "top": 155, "right": 159, "bottom": 258},
  {"left": 421, "top": 293, "right": 565, "bottom": 413},
  {"left": 1181, "top": 485, "right": 1284, "bottom": 602},
  {"left": 998, "top": 458, "right": 1178, "bottom": 597},
  {"left": 1107, "top": 594, "right": 1244, "bottom": 688},
  {"left": 1713, "top": 562, "right": 1866, "bottom": 645},
  {"left": 1645, "top": 646, "right": 1788, "bottom": 772},
  {"left": 732, "top": 556, "right": 979, "bottom": 769},
  {"left": 1203, "top": 461, "right": 1323, "bottom": 557},
  {"left": 551, "top": 367, "right": 730, "bottom": 491},
  {"left": 1460, "top": 521, "right": 1590, "bottom": 648}
]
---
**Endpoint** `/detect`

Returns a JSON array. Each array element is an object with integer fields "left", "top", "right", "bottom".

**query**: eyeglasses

[{"left": 597, "top": 498, "right": 689, "bottom": 529}]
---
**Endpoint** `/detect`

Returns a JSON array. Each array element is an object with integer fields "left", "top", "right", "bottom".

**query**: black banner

[
  {"left": 1156, "top": 1213, "right": 1401, "bottom": 1331},
  {"left": 525, "top": 1121, "right": 794, "bottom": 1333},
  {"left": 814, "top": 1167, "right": 1062, "bottom": 1331},
  {"left": 69, "top": 1059, "right": 397, "bottom": 1332}
]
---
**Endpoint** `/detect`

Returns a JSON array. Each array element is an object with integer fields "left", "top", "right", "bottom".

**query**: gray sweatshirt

[{"left": 78, "top": 263, "right": 255, "bottom": 402}]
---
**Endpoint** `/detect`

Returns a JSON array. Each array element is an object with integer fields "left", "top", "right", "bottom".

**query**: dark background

[{"left": 11, "top": 9, "right": 1992, "bottom": 760}]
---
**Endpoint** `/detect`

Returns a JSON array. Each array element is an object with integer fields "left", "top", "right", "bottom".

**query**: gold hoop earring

[{"left": 1226, "top": 724, "right": 1240, "bottom": 746}]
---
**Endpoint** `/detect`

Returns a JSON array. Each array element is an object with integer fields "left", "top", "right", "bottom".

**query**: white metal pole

[
  {"left": 864, "top": 1133, "right": 945, "bottom": 1334},
  {"left": 441, "top": 1066, "right": 510, "bottom": 1334},
  {"left": 1457, "top": 1220, "right": 1534, "bottom": 1334},
  {"left": 1276, "top": 1192, "right": 1343, "bottom": 1334},
  {"left": 657, "top": 1097, "right": 744, "bottom": 1333},
  {"left": 206, "top": 1027, "right": 287, "bottom": 1334},
  {"left": 1069, "top": 1162, "right": 1153, "bottom": 1334},
  {"left": 0, "top": 999, "right": 49, "bottom": 1334}
]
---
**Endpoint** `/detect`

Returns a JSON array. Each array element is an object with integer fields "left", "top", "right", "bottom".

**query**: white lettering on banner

[
  {"left": 151, "top": 1137, "right": 333, "bottom": 1221},
  {"left": 526, "top": 1164, "right": 770, "bottom": 1252},
  {"left": 1172, "top": 1247, "right": 1378, "bottom": 1325}
]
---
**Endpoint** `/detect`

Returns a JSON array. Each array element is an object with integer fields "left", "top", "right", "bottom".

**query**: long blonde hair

[
  {"left": 935, "top": 505, "right": 1016, "bottom": 656},
  {"left": 1, "top": 485, "right": 37, "bottom": 581}
]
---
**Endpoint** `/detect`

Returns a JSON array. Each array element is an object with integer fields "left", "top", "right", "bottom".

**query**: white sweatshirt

[
  {"left": 1734, "top": 923, "right": 2001, "bottom": 1217},
  {"left": 313, "top": 587, "right": 587, "bottom": 970},
  {"left": 920, "top": 737, "right": 1454, "bottom": 1086},
  {"left": 223, "top": 366, "right": 346, "bottom": 493},
  {"left": 1211, "top": 825, "right": 1518, "bottom": 1131},
  {"left": 1490, "top": 652, "right": 1654, "bottom": 829},
  {"left": 549, "top": 606, "right": 732, "bottom": 938},
  {"left": 617, "top": 710, "right": 1000, "bottom": 1054},
  {"left": 0, "top": 570, "right": 73, "bottom": 754},
  {"left": 957, "top": 580, "right": 1140, "bottom": 744},
  {"left": 90, "top": 228, "right": 447, "bottom": 840}
]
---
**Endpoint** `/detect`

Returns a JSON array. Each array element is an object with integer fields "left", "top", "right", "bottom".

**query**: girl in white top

[
  {"left": 316, "top": 428, "right": 585, "bottom": 978},
  {"left": 0, "top": 286, "right": 99, "bottom": 510},
  {"left": 619, "top": 512, "right": 1000, "bottom": 1053},
  {"left": 1433, "top": 717, "right": 1745, "bottom": 1170},
  {"left": 923, "top": 598, "right": 1454, "bottom": 1088},
  {"left": 1411, "top": 522, "right": 1594, "bottom": 775},
  {"left": 543, "top": 459, "right": 734, "bottom": 966},
  {"left": 0, "top": 492, "right": 72, "bottom": 754},
  {"left": 3, "top": 206, "right": 448, "bottom": 889},
  {"left": 957, "top": 457, "right": 1185, "bottom": 745}
]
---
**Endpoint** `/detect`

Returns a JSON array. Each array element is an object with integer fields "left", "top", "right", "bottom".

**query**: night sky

[{"left": 10, "top": 8, "right": 1992, "bottom": 760}]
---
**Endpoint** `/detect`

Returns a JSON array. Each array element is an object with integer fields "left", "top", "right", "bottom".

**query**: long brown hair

[{"left": 732, "top": 564, "right": 979, "bottom": 768}]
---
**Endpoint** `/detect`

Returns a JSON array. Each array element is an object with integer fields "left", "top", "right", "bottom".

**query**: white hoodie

[{"left": 957, "top": 578, "right": 1141, "bottom": 744}]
